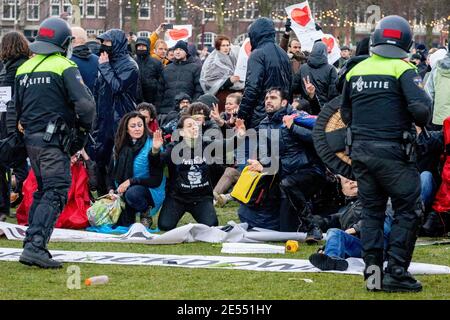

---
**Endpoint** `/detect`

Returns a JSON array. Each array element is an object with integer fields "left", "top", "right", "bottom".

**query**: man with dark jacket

[
  {"left": 239, "top": 88, "right": 326, "bottom": 241},
  {"left": 237, "top": 17, "right": 292, "bottom": 129},
  {"left": 292, "top": 41, "right": 339, "bottom": 107},
  {"left": 309, "top": 176, "right": 394, "bottom": 272},
  {"left": 159, "top": 40, "right": 203, "bottom": 115},
  {"left": 70, "top": 27, "right": 99, "bottom": 94},
  {"left": 92, "top": 29, "right": 139, "bottom": 195},
  {"left": 134, "top": 37, "right": 163, "bottom": 106}
]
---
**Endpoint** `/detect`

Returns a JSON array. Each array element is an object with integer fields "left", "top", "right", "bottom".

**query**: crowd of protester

[{"left": 0, "top": 18, "right": 449, "bottom": 269}]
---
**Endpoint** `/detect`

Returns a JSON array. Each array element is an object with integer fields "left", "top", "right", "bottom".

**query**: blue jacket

[
  {"left": 92, "top": 29, "right": 139, "bottom": 164},
  {"left": 133, "top": 138, "right": 166, "bottom": 216},
  {"left": 257, "top": 105, "right": 323, "bottom": 179},
  {"left": 70, "top": 44, "right": 99, "bottom": 94},
  {"left": 237, "top": 18, "right": 292, "bottom": 128}
]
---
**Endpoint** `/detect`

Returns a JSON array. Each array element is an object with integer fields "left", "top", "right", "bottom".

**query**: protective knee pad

[
  {"left": 40, "top": 188, "right": 69, "bottom": 242},
  {"left": 387, "top": 212, "right": 421, "bottom": 268}
]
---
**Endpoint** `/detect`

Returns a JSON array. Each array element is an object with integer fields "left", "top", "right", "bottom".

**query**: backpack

[{"left": 231, "top": 166, "right": 276, "bottom": 207}]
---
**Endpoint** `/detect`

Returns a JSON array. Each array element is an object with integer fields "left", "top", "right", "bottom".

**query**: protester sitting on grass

[
  {"left": 309, "top": 175, "right": 393, "bottom": 271},
  {"left": 107, "top": 112, "right": 165, "bottom": 228},
  {"left": 152, "top": 115, "right": 245, "bottom": 231}
]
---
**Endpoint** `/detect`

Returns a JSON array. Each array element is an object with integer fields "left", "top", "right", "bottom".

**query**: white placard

[
  {"left": 164, "top": 25, "right": 193, "bottom": 48},
  {"left": 285, "top": 2, "right": 341, "bottom": 65},
  {"left": 0, "top": 86, "right": 12, "bottom": 112},
  {"left": 234, "top": 38, "right": 252, "bottom": 82}
]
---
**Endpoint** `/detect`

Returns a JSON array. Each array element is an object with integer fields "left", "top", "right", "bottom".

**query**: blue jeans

[
  {"left": 420, "top": 171, "right": 436, "bottom": 209},
  {"left": 324, "top": 216, "right": 393, "bottom": 259}
]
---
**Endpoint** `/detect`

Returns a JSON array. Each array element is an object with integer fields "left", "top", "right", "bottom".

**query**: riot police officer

[
  {"left": 9, "top": 17, "right": 96, "bottom": 268},
  {"left": 341, "top": 16, "right": 431, "bottom": 292}
]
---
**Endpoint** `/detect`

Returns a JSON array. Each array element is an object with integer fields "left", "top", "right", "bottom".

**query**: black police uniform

[
  {"left": 8, "top": 18, "right": 96, "bottom": 268},
  {"left": 341, "top": 16, "right": 431, "bottom": 291}
]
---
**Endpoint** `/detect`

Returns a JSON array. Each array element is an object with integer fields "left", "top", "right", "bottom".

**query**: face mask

[
  {"left": 136, "top": 49, "right": 147, "bottom": 57},
  {"left": 100, "top": 44, "right": 113, "bottom": 56}
]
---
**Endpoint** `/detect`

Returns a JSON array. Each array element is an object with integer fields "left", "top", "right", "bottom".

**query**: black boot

[
  {"left": 363, "top": 252, "right": 384, "bottom": 291},
  {"left": 422, "top": 211, "right": 446, "bottom": 237},
  {"left": 309, "top": 253, "right": 348, "bottom": 271},
  {"left": 19, "top": 235, "right": 62, "bottom": 269},
  {"left": 382, "top": 265, "right": 422, "bottom": 293},
  {"left": 305, "top": 225, "right": 323, "bottom": 245}
]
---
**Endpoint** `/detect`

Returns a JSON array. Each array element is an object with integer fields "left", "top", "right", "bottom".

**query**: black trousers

[
  {"left": 158, "top": 195, "right": 218, "bottom": 231},
  {"left": 23, "top": 133, "right": 71, "bottom": 252},
  {"left": 351, "top": 141, "right": 422, "bottom": 269},
  {"left": 279, "top": 167, "right": 326, "bottom": 232}
]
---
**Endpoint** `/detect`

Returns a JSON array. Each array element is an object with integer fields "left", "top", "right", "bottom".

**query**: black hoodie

[
  {"left": 134, "top": 36, "right": 164, "bottom": 106},
  {"left": 70, "top": 45, "right": 99, "bottom": 94},
  {"left": 237, "top": 17, "right": 292, "bottom": 129},
  {"left": 292, "top": 41, "right": 339, "bottom": 106},
  {"left": 92, "top": 29, "right": 139, "bottom": 164}
]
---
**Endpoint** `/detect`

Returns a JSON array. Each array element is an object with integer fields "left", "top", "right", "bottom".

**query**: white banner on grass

[
  {"left": 285, "top": 1, "right": 341, "bottom": 65},
  {"left": 164, "top": 25, "right": 192, "bottom": 48},
  {"left": 0, "top": 247, "right": 449, "bottom": 275},
  {"left": 0, "top": 221, "right": 308, "bottom": 244}
]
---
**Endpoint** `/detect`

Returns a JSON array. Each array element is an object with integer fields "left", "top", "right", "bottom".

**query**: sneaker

[
  {"left": 305, "top": 226, "right": 323, "bottom": 245},
  {"left": 0, "top": 213, "right": 6, "bottom": 222},
  {"left": 309, "top": 253, "right": 348, "bottom": 271},
  {"left": 140, "top": 216, "right": 153, "bottom": 229},
  {"left": 19, "top": 248, "right": 63, "bottom": 269},
  {"left": 382, "top": 266, "right": 422, "bottom": 293}
]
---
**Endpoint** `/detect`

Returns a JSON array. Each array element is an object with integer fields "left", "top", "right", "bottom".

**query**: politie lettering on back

[
  {"left": 352, "top": 76, "right": 390, "bottom": 92},
  {"left": 19, "top": 74, "right": 51, "bottom": 88}
]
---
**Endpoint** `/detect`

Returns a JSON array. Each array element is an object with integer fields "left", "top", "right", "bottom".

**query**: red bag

[
  {"left": 432, "top": 116, "right": 450, "bottom": 213},
  {"left": 16, "top": 161, "right": 91, "bottom": 229}
]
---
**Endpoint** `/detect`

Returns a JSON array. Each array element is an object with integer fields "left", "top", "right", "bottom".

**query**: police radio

[{"left": 43, "top": 120, "right": 57, "bottom": 142}]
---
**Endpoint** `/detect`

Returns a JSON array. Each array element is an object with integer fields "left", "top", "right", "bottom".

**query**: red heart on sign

[
  {"left": 244, "top": 40, "right": 252, "bottom": 56},
  {"left": 291, "top": 6, "right": 311, "bottom": 27},
  {"left": 169, "top": 28, "right": 189, "bottom": 41},
  {"left": 322, "top": 37, "right": 335, "bottom": 53}
]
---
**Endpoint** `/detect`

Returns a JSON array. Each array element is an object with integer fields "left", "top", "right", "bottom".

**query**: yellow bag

[{"left": 231, "top": 166, "right": 276, "bottom": 206}]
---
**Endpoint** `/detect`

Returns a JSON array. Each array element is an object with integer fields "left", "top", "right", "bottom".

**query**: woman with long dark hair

[
  {"left": 107, "top": 111, "right": 165, "bottom": 228},
  {"left": 0, "top": 31, "right": 31, "bottom": 221}
]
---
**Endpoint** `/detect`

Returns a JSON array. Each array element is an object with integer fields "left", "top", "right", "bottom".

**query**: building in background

[{"left": 0, "top": 0, "right": 447, "bottom": 49}]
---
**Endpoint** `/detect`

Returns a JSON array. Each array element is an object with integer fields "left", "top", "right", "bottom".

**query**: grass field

[{"left": 0, "top": 205, "right": 449, "bottom": 300}]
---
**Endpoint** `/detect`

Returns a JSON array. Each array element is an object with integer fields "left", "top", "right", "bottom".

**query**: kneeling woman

[
  {"left": 108, "top": 112, "right": 165, "bottom": 227},
  {"left": 152, "top": 115, "right": 245, "bottom": 230}
]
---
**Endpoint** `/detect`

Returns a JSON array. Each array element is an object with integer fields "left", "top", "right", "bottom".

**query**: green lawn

[{"left": 0, "top": 205, "right": 449, "bottom": 300}]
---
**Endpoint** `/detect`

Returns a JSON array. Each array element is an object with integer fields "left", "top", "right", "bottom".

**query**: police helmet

[
  {"left": 370, "top": 15, "right": 413, "bottom": 59},
  {"left": 30, "top": 17, "right": 73, "bottom": 55}
]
